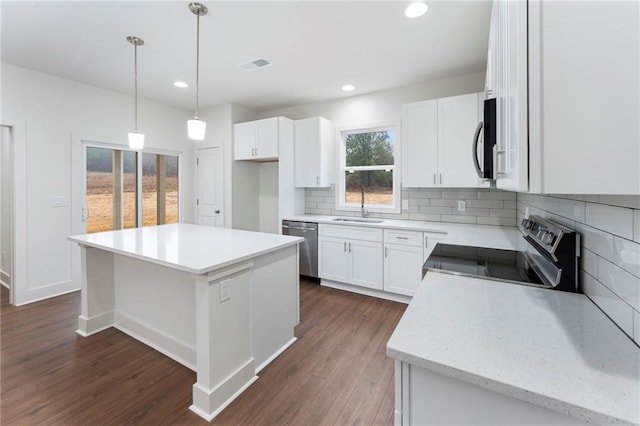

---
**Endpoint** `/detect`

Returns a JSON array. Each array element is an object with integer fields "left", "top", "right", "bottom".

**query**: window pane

[
  {"left": 86, "top": 147, "right": 113, "bottom": 233},
  {"left": 122, "top": 151, "right": 138, "bottom": 229},
  {"left": 345, "top": 130, "right": 395, "bottom": 167},
  {"left": 165, "top": 155, "right": 179, "bottom": 224},
  {"left": 345, "top": 170, "right": 393, "bottom": 206},
  {"left": 142, "top": 152, "right": 179, "bottom": 226}
]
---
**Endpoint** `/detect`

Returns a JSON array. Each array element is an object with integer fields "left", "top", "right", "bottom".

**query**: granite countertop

[
  {"left": 387, "top": 271, "right": 640, "bottom": 425},
  {"left": 68, "top": 223, "right": 303, "bottom": 275},
  {"left": 282, "top": 214, "right": 522, "bottom": 250}
]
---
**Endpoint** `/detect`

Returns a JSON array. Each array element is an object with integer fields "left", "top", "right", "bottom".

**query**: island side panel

[
  {"left": 250, "top": 244, "right": 299, "bottom": 373},
  {"left": 77, "top": 246, "right": 115, "bottom": 336},
  {"left": 113, "top": 254, "right": 197, "bottom": 369},
  {"left": 191, "top": 262, "right": 257, "bottom": 421}
]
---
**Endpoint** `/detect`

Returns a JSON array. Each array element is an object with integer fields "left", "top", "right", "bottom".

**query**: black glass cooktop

[{"left": 423, "top": 243, "right": 546, "bottom": 287}]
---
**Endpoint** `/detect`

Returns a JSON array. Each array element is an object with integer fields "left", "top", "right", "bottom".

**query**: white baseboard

[
  {"left": 255, "top": 337, "right": 297, "bottom": 374},
  {"left": 190, "top": 358, "right": 258, "bottom": 421},
  {"left": 321, "top": 279, "right": 411, "bottom": 304},
  {"left": 14, "top": 282, "right": 80, "bottom": 306},
  {"left": 113, "top": 310, "right": 196, "bottom": 371},
  {"left": 77, "top": 311, "right": 114, "bottom": 336}
]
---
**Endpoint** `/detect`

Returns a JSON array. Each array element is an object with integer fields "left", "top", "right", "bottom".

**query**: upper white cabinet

[
  {"left": 234, "top": 117, "right": 279, "bottom": 161},
  {"left": 492, "top": 0, "right": 640, "bottom": 194},
  {"left": 402, "top": 93, "right": 483, "bottom": 188},
  {"left": 294, "top": 117, "right": 332, "bottom": 187}
]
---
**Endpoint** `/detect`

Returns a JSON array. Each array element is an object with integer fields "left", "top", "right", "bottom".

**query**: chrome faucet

[{"left": 360, "top": 186, "right": 369, "bottom": 218}]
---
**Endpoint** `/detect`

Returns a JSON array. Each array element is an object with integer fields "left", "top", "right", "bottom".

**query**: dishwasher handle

[{"left": 282, "top": 225, "right": 317, "bottom": 231}]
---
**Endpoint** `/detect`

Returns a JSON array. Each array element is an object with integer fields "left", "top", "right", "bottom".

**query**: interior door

[
  {"left": 196, "top": 147, "right": 224, "bottom": 227},
  {"left": 0, "top": 125, "right": 14, "bottom": 304}
]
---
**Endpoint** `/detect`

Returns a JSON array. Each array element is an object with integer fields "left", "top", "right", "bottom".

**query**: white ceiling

[{"left": 1, "top": 1, "right": 492, "bottom": 112}]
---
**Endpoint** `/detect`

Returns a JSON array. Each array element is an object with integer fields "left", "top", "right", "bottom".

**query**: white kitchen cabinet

[
  {"left": 318, "top": 224, "right": 383, "bottom": 290},
  {"left": 423, "top": 231, "right": 446, "bottom": 262},
  {"left": 490, "top": 0, "right": 639, "bottom": 194},
  {"left": 402, "top": 93, "right": 483, "bottom": 188},
  {"left": 294, "top": 117, "right": 332, "bottom": 187},
  {"left": 234, "top": 117, "right": 279, "bottom": 161},
  {"left": 384, "top": 229, "right": 424, "bottom": 297}
]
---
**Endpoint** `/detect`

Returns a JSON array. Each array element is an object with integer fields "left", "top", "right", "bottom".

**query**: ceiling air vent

[{"left": 238, "top": 58, "right": 271, "bottom": 71}]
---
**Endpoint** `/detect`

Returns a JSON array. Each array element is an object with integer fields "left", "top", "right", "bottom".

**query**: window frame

[
  {"left": 82, "top": 141, "right": 183, "bottom": 232},
  {"left": 335, "top": 121, "right": 401, "bottom": 214}
]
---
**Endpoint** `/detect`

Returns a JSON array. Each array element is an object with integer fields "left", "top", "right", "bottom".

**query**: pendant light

[
  {"left": 127, "top": 36, "right": 145, "bottom": 150},
  {"left": 187, "top": 2, "right": 208, "bottom": 141}
]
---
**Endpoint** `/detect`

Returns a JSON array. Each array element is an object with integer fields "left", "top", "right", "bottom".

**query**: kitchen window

[{"left": 336, "top": 124, "right": 400, "bottom": 213}]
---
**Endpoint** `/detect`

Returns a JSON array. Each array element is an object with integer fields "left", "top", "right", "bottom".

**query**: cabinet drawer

[
  {"left": 319, "top": 224, "right": 383, "bottom": 242},
  {"left": 384, "top": 229, "right": 423, "bottom": 246}
]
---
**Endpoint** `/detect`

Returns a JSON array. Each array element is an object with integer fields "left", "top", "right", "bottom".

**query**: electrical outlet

[
  {"left": 220, "top": 279, "right": 231, "bottom": 303},
  {"left": 457, "top": 200, "right": 466, "bottom": 212},
  {"left": 525, "top": 207, "right": 530, "bottom": 218},
  {"left": 402, "top": 200, "right": 409, "bottom": 210}
]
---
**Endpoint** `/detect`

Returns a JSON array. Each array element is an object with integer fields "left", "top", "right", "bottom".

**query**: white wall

[
  {"left": 259, "top": 162, "right": 279, "bottom": 234},
  {"left": 259, "top": 72, "right": 485, "bottom": 126},
  {"left": 1, "top": 64, "right": 193, "bottom": 305}
]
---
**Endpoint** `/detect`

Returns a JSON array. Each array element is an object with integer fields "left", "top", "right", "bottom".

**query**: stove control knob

[
  {"left": 521, "top": 219, "right": 530, "bottom": 228},
  {"left": 541, "top": 232, "right": 555, "bottom": 245}
]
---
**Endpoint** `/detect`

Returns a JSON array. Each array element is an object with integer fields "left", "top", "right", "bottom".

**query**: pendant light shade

[
  {"left": 127, "top": 35, "right": 145, "bottom": 150},
  {"left": 187, "top": 118, "right": 207, "bottom": 141},
  {"left": 188, "top": 2, "right": 208, "bottom": 141}
]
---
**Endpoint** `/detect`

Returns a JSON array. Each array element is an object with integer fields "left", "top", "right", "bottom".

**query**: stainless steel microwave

[{"left": 473, "top": 98, "right": 496, "bottom": 180}]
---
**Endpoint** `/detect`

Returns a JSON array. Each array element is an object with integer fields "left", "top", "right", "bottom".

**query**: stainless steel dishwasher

[{"left": 282, "top": 220, "right": 318, "bottom": 278}]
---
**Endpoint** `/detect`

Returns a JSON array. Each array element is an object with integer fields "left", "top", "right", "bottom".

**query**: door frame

[{"left": 1, "top": 125, "right": 16, "bottom": 305}]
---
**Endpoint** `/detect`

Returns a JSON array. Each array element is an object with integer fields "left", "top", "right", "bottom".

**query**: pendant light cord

[
  {"left": 134, "top": 42, "right": 139, "bottom": 131},
  {"left": 195, "top": 13, "right": 200, "bottom": 119}
]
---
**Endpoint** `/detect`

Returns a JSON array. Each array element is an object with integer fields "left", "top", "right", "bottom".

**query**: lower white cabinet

[
  {"left": 384, "top": 243, "right": 423, "bottom": 297},
  {"left": 318, "top": 224, "right": 383, "bottom": 290}
]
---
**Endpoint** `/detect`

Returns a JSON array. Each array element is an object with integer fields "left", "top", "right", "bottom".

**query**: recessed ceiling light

[
  {"left": 342, "top": 84, "right": 355, "bottom": 91},
  {"left": 174, "top": 81, "right": 189, "bottom": 88},
  {"left": 405, "top": 2, "right": 428, "bottom": 18}
]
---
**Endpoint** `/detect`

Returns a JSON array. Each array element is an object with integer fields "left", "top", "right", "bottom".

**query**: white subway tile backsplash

[
  {"left": 489, "top": 209, "right": 517, "bottom": 218},
  {"left": 566, "top": 195, "right": 599, "bottom": 202},
  {"left": 441, "top": 215, "right": 477, "bottom": 224},
  {"left": 408, "top": 213, "right": 441, "bottom": 222},
  {"left": 582, "top": 271, "right": 634, "bottom": 338},
  {"left": 467, "top": 199, "right": 505, "bottom": 209},
  {"left": 582, "top": 248, "right": 598, "bottom": 277},
  {"left": 457, "top": 208, "right": 490, "bottom": 217},
  {"left": 597, "top": 257, "right": 640, "bottom": 311},
  {"left": 634, "top": 210, "right": 640, "bottom": 243},
  {"left": 585, "top": 203, "right": 634, "bottom": 240},
  {"left": 574, "top": 223, "right": 614, "bottom": 262},
  {"left": 429, "top": 199, "right": 460, "bottom": 207},
  {"left": 409, "top": 198, "right": 430, "bottom": 206},
  {"left": 419, "top": 206, "right": 453, "bottom": 215},
  {"left": 597, "top": 195, "right": 640, "bottom": 210},
  {"left": 441, "top": 191, "right": 481, "bottom": 200},
  {"left": 503, "top": 201, "right": 517, "bottom": 209},
  {"left": 546, "top": 197, "right": 586, "bottom": 222},
  {"left": 478, "top": 191, "right": 517, "bottom": 201},
  {"left": 408, "top": 190, "right": 442, "bottom": 199},
  {"left": 613, "top": 237, "right": 640, "bottom": 278},
  {"left": 477, "top": 216, "right": 516, "bottom": 226}
]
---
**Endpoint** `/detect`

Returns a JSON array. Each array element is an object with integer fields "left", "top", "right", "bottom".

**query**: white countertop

[
  {"left": 283, "top": 214, "right": 521, "bottom": 251},
  {"left": 68, "top": 223, "right": 303, "bottom": 275},
  {"left": 387, "top": 271, "right": 640, "bottom": 425}
]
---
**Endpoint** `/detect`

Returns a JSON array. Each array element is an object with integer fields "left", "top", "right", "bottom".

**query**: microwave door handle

[{"left": 472, "top": 121, "right": 484, "bottom": 178}]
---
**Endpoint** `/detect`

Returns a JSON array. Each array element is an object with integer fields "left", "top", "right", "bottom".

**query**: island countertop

[
  {"left": 387, "top": 271, "right": 640, "bottom": 425},
  {"left": 68, "top": 223, "right": 304, "bottom": 275}
]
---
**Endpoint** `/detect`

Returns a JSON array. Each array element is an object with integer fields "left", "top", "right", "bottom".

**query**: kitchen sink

[{"left": 332, "top": 217, "right": 385, "bottom": 224}]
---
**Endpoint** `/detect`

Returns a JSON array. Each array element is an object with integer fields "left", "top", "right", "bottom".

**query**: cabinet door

[
  {"left": 348, "top": 240, "right": 383, "bottom": 290},
  {"left": 234, "top": 121, "right": 256, "bottom": 160},
  {"left": 256, "top": 117, "right": 279, "bottom": 159},
  {"left": 423, "top": 232, "right": 446, "bottom": 262},
  {"left": 384, "top": 243, "right": 423, "bottom": 296},
  {"left": 294, "top": 118, "right": 320, "bottom": 187},
  {"left": 402, "top": 100, "right": 438, "bottom": 188},
  {"left": 437, "top": 93, "right": 482, "bottom": 188},
  {"left": 318, "top": 236, "right": 349, "bottom": 282}
]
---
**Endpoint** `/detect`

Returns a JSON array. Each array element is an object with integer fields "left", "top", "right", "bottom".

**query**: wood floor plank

[{"left": 1, "top": 279, "right": 406, "bottom": 424}]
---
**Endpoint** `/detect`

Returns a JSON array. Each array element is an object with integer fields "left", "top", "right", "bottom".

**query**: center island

[{"left": 68, "top": 223, "right": 303, "bottom": 421}]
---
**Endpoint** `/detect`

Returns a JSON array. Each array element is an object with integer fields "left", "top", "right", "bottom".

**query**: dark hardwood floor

[{"left": 1, "top": 280, "right": 406, "bottom": 425}]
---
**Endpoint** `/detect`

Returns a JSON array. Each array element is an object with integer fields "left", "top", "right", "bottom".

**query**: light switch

[{"left": 457, "top": 201, "right": 466, "bottom": 212}]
